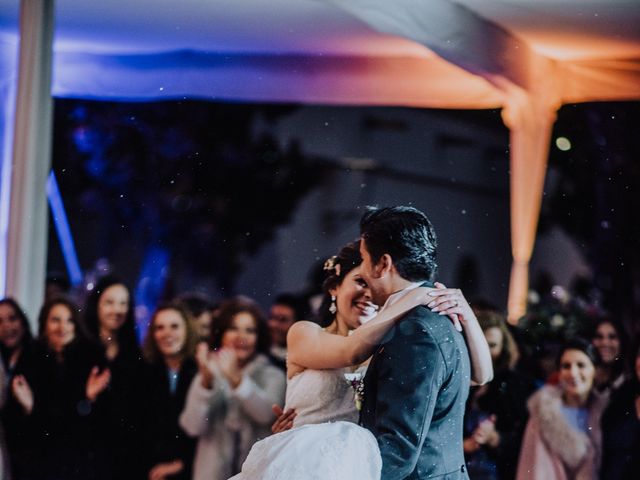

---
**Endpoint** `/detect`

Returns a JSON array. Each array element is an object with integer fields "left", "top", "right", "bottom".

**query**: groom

[{"left": 358, "top": 206, "right": 471, "bottom": 479}]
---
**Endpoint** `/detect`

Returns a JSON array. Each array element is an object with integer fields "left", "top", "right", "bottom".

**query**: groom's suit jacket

[{"left": 360, "top": 287, "right": 471, "bottom": 479}]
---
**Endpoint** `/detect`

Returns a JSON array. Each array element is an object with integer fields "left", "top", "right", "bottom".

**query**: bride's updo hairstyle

[{"left": 316, "top": 240, "right": 362, "bottom": 327}]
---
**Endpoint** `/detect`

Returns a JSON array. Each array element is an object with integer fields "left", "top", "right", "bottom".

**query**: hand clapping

[
  {"left": 196, "top": 341, "right": 216, "bottom": 389},
  {"left": 11, "top": 375, "right": 34, "bottom": 414},
  {"left": 216, "top": 348, "right": 242, "bottom": 388},
  {"left": 472, "top": 415, "right": 500, "bottom": 448},
  {"left": 196, "top": 342, "right": 243, "bottom": 389},
  {"left": 86, "top": 366, "right": 111, "bottom": 402}
]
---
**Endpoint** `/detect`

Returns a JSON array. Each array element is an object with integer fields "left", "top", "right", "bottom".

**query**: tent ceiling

[
  {"left": 1, "top": 0, "right": 639, "bottom": 61},
  {"left": 0, "top": 0, "right": 431, "bottom": 56},
  {"left": 0, "top": 1, "right": 638, "bottom": 321},
  {"left": 456, "top": 0, "right": 640, "bottom": 60}
]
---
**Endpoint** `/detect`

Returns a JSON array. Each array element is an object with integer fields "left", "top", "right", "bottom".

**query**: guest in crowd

[
  {"left": 267, "top": 293, "right": 306, "bottom": 368},
  {"left": 0, "top": 360, "right": 6, "bottom": 480},
  {"left": 600, "top": 340, "right": 640, "bottom": 479},
  {"left": 177, "top": 293, "right": 216, "bottom": 342},
  {"left": 13, "top": 297, "right": 110, "bottom": 479},
  {"left": 0, "top": 299, "right": 34, "bottom": 374},
  {"left": 140, "top": 303, "right": 199, "bottom": 480},
  {"left": 464, "top": 310, "right": 537, "bottom": 479},
  {"left": 83, "top": 275, "right": 143, "bottom": 479},
  {"left": 0, "top": 298, "right": 36, "bottom": 479},
  {"left": 516, "top": 338, "right": 608, "bottom": 480},
  {"left": 180, "top": 297, "right": 286, "bottom": 480},
  {"left": 591, "top": 318, "right": 628, "bottom": 394}
]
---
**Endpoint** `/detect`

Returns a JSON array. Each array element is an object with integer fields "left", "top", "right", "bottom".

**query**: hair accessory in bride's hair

[{"left": 323, "top": 256, "right": 341, "bottom": 277}]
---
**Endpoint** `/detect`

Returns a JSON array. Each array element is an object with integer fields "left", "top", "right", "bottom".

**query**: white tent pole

[
  {"left": 5, "top": 0, "right": 55, "bottom": 327},
  {"left": 0, "top": 39, "right": 18, "bottom": 300}
]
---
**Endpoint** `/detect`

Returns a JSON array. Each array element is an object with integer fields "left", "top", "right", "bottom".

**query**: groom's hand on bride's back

[{"left": 271, "top": 404, "right": 296, "bottom": 434}]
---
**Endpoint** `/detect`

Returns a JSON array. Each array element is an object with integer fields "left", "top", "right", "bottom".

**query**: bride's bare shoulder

[
  {"left": 288, "top": 320, "right": 322, "bottom": 338},
  {"left": 287, "top": 321, "right": 322, "bottom": 372}
]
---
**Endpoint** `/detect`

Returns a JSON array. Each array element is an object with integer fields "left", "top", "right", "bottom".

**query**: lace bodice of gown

[{"left": 285, "top": 368, "right": 358, "bottom": 428}]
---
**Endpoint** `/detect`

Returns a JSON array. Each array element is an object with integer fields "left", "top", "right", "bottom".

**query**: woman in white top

[
  {"left": 232, "top": 241, "right": 493, "bottom": 480},
  {"left": 180, "top": 296, "right": 286, "bottom": 480}
]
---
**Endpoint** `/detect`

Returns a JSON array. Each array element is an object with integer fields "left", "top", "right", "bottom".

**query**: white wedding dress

[{"left": 229, "top": 367, "right": 381, "bottom": 480}]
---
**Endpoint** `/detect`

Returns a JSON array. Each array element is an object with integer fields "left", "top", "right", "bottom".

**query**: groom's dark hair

[{"left": 360, "top": 206, "right": 437, "bottom": 282}]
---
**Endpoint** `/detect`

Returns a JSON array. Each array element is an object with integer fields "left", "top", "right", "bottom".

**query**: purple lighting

[{"left": 46, "top": 171, "right": 83, "bottom": 286}]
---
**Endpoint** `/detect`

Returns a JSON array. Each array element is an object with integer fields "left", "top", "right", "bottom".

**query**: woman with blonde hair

[{"left": 463, "top": 310, "right": 537, "bottom": 479}]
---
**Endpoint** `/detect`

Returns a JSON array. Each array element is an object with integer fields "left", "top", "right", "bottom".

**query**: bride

[{"left": 231, "top": 241, "right": 492, "bottom": 479}]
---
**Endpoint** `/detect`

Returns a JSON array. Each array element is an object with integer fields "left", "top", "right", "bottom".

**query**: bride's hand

[
  {"left": 405, "top": 285, "right": 439, "bottom": 309},
  {"left": 427, "top": 282, "right": 472, "bottom": 331},
  {"left": 391, "top": 285, "right": 462, "bottom": 331}
]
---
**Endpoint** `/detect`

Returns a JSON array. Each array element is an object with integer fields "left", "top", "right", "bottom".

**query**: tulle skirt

[{"left": 229, "top": 421, "right": 381, "bottom": 480}]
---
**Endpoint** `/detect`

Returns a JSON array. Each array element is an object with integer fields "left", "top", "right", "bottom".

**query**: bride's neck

[{"left": 326, "top": 315, "right": 350, "bottom": 337}]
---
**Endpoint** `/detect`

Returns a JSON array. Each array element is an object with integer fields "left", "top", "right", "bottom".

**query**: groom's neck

[{"left": 384, "top": 275, "right": 416, "bottom": 299}]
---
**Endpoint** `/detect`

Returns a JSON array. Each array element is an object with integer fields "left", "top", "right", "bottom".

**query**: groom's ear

[{"left": 374, "top": 253, "right": 394, "bottom": 278}]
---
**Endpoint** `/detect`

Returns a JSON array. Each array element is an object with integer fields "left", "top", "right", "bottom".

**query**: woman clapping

[
  {"left": 179, "top": 297, "right": 286, "bottom": 480},
  {"left": 13, "top": 297, "right": 110, "bottom": 479}
]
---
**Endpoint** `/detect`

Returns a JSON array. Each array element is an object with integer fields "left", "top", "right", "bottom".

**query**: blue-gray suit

[{"left": 360, "top": 291, "right": 471, "bottom": 479}]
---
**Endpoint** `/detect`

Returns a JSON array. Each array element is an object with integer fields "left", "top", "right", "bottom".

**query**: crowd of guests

[
  {"left": 0, "top": 274, "right": 638, "bottom": 480},
  {"left": 0, "top": 277, "right": 295, "bottom": 480},
  {"left": 463, "top": 309, "right": 639, "bottom": 480}
]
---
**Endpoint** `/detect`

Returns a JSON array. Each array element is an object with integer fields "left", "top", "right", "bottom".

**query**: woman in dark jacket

[
  {"left": 0, "top": 298, "right": 36, "bottom": 479},
  {"left": 140, "top": 302, "right": 199, "bottom": 479},
  {"left": 83, "top": 275, "right": 144, "bottom": 479},
  {"left": 600, "top": 341, "right": 640, "bottom": 479},
  {"left": 13, "top": 297, "right": 110, "bottom": 479},
  {"left": 0, "top": 298, "right": 34, "bottom": 376},
  {"left": 591, "top": 318, "right": 629, "bottom": 395}
]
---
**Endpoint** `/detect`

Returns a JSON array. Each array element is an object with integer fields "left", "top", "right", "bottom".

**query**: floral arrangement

[
  {"left": 517, "top": 285, "right": 600, "bottom": 347},
  {"left": 344, "top": 372, "right": 365, "bottom": 411}
]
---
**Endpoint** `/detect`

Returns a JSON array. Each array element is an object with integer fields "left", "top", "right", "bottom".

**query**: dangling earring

[{"left": 329, "top": 295, "right": 337, "bottom": 315}]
